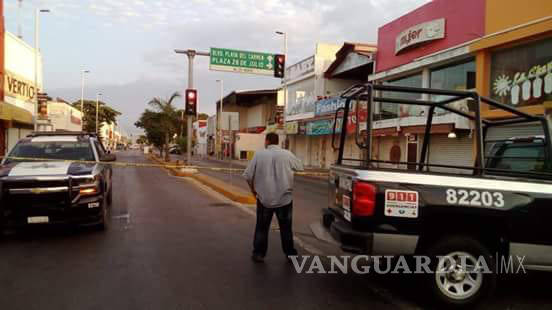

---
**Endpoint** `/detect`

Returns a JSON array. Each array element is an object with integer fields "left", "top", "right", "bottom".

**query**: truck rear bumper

[{"left": 322, "top": 208, "right": 419, "bottom": 255}]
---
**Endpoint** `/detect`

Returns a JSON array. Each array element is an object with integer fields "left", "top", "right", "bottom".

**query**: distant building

[
  {"left": 193, "top": 120, "right": 207, "bottom": 156},
  {"left": 47, "top": 100, "right": 82, "bottom": 132},
  {"left": 215, "top": 88, "right": 278, "bottom": 159}
]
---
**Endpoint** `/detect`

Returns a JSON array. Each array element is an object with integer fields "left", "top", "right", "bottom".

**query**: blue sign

[
  {"left": 315, "top": 97, "right": 347, "bottom": 116},
  {"left": 306, "top": 118, "right": 342, "bottom": 136}
]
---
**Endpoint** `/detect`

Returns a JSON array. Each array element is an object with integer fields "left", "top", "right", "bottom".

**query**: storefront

[
  {"left": 284, "top": 43, "right": 342, "bottom": 167},
  {"left": 1, "top": 31, "right": 43, "bottom": 155},
  {"left": 470, "top": 0, "right": 552, "bottom": 139},
  {"left": 369, "top": 0, "right": 485, "bottom": 171}
]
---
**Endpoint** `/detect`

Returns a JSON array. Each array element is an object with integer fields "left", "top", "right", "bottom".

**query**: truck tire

[{"left": 426, "top": 236, "right": 496, "bottom": 308}]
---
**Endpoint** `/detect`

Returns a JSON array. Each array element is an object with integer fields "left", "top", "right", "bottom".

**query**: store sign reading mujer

[
  {"left": 4, "top": 71, "right": 37, "bottom": 101},
  {"left": 493, "top": 61, "right": 552, "bottom": 105},
  {"left": 395, "top": 18, "right": 446, "bottom": 55}
]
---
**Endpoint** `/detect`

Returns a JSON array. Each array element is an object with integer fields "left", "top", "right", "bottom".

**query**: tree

[
  {"left": 135, "top": 92, "right": 181, "bottom": 161},
  {"left": 71, "top": 100, "right": 121, "bottom": 135}
]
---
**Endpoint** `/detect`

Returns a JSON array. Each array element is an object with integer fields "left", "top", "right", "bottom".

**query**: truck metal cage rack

[{"left": 332, "top": 83, "right": 552, "bottom": 178}]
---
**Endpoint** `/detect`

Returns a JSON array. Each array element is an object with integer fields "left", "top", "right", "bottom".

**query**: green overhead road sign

[{"left": 209, "top": 48, "right": 275, "bottom": 76}]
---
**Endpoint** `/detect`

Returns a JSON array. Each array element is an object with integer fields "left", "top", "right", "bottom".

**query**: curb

[{"left": 148, "top": 154, "right": 256, "bottom": 204}]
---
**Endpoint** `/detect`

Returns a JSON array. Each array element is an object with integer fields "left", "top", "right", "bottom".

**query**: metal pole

[
  {"left": 175, "top": 49, "right": 209, "bottom": 163},
  {"left": 284, "top": 32, "right": 288, "bottom": 133},
  {"left": 34, "top": 8, "right": 39, "bottom": 131},
  {"left": 228, "top": 107, "right": 233, "bottom": 186},
  {"left": 96, "top": 93, "right": 100, "bottom": 134},
  {"left": 81, "top": 72, "right": 85, "bottom": 113},
  {"left": 219, "top": 80, "right": 223, "bottom": 160},
  {"left": 187, "top": 52, "right": 194, "bottom": 164}
]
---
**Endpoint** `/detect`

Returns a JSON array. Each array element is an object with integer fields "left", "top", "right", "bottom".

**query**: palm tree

[{"left": 148, "top": 92, "right": 181, "bottom": 161}]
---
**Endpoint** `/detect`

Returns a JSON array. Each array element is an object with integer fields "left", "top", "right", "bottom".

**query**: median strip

[{"left": 148, "top": 154, "right": 256, "bottom": 204}]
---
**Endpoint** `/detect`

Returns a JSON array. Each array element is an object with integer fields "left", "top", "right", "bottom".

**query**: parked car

[
  {"left": 0, "top": 132, "right": 116, "bottom": 231},
  {"left": 169, "top": 146, "right": 182, "bottom": 155}
]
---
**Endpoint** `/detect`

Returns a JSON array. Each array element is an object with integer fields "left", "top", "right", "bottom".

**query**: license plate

[{"left": 27, "top": 216, "right": 49, "bottom": 224}]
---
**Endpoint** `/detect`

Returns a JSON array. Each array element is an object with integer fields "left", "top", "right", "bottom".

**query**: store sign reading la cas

[
  {"left": 395, "top": 18, "right": 446, "bottom": 55},
  {"left": 4, "top": 70, "right": 38, "bottom": 101},
  {"left": 493, "top": 61, "right": 552, "bottom": 106}
]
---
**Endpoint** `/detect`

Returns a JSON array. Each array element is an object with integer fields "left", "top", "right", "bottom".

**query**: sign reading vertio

[{"left": 209, "top": 48, "right": 275, "bottom": 76}]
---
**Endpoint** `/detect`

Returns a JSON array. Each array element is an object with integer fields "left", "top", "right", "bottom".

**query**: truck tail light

[{"left": 353, "top": 182, "right": 376, "bottom": 216}]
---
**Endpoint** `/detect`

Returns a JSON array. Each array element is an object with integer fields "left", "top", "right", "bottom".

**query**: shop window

[
  {"left": 490, "top": 38, "right": 552, "bottom": 108},
  {"left": 381, "top": 74, "right": 422, "bottom": 120},
  {"left": 430, "top": 60, "right": 476, "bottom": 114}
]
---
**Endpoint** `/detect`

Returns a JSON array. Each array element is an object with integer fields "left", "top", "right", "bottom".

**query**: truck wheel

[{"left": 427, "top": 236, "right": 496, "bottom": 308}]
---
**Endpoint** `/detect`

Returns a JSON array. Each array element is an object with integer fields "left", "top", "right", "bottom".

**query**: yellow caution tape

[{"left": 0, "top": 155, "right": 329, "bottom": 177}]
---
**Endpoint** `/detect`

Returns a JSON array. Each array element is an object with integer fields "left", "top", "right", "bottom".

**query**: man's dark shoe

[{"left": 251, "top": 254, "right": 265, "bottom": 263}]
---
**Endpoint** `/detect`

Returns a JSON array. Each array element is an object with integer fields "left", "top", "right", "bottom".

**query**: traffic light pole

[
  {"left": 187, "top": 52, "right": 194, "bottom": 164},
  {"left": 175, "top": 49, "right": 210, "bottom": 164}
]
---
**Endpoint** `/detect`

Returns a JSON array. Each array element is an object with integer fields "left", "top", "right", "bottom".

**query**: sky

[{"left": 4, "top": 0, "right": 430, "bottom": 135}]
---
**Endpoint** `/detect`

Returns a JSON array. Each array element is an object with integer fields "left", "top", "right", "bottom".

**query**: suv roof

[{"left": 26, "top": 131, "right": 98, "bottom": 138}]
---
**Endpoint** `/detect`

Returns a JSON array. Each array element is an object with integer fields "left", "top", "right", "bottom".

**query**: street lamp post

[
  {"left": 216, "top": 79, "right": 223, "bottom": 160},
  {"left": 34, "top": 8, "right": 50, "bottom": 131},
  {"left": 276, "top": 31, "right": 288, "bottom": 147},
  {"left": 81, "top": 69, "right": 90, "bottom": 128},
  {"left": 96, "top": 93, "right": 102, "bottom": 134}
]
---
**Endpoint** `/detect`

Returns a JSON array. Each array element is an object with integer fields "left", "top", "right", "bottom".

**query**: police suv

[{"left": 0, "top": 132, "right": 115, "bottom": 231}]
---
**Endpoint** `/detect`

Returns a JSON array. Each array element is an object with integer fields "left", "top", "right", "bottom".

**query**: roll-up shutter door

[
  {"left": 427, "top": 134, "right": 474, "bottom": 175},
  {"left": 485, "top": 122, "right": 544, "bottom": 141}
]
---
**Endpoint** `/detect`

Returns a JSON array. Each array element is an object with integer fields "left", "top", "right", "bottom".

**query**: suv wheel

[
  {"left": 107, "top": 186, "right": 113, "bottom": 206},
  {"left": 427, "top": 236, "right": 496, "bottom": 308},
  {"left": 97, "top": 194, "right": 110, "bottom": 231}
]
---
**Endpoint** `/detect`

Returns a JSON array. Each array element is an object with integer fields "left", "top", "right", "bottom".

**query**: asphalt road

[
  {"left": 178, "top": 156, "right": 552, "bottom": 310},
  {"left": 186, "top": 157, "right": 328, "bottom": 238},
  {"left": 0, "top": 151, "right": 396, "bottom": 310}
]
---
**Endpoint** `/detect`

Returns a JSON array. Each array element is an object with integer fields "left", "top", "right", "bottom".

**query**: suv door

[{"left": 93, "top": 140, "right": 112, "bottom": 194}]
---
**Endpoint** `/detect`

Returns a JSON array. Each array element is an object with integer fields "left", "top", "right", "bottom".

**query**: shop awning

[
  {"left": 324, "top": 42, "right": 376, "bottom": 80},
  {"left": 0, "top": 102, "right": 33, "bottom": 124}
]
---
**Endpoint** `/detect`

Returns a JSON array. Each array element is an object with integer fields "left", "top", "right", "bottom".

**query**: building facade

[
  {"left": 216, "top": 89, "right": 278, "bottom": 159},
  {"left": 1, "top": 31, "right": 44, "bottom": 155},
  {"left": 284, "top": 43, "right": 350, "bottom": 167},
  {"left": 47, "top": 100, "right": 83, "bottom": 132},
  {"left": 369, "top": 0, "right": 485, "bottom": 173},
  {"left": 471, "top": 0, "right": 552, "bottom": 140}
]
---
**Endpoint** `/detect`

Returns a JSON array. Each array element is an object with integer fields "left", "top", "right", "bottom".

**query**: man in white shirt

[{"left": 243, "top": 133, "right": 304, "bottom": 262}]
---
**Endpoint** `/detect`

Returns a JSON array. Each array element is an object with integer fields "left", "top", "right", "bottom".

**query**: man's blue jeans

[{"left": 253, "top": 200, "right": 298, "bottom": 257}]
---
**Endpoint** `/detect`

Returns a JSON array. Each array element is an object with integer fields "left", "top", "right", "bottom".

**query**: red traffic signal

[
  {"left": 185, "top": 89, "right": 197, "bottom": 116},
  {"left": 274, "top": 54, "right": 285, "bottom": 78}
]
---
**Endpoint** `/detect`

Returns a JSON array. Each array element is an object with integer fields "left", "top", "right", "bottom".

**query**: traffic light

[
  {"left": 274, "top": 54, "right": 285, "bottom": 78},
  {"left": 185, "top": 89, "right": 197, "bottom": 116}
]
